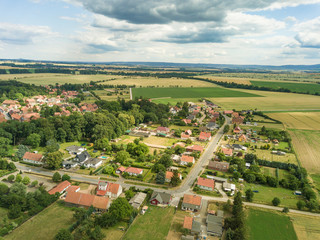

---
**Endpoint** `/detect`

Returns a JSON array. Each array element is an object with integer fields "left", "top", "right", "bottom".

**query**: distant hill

[{"left": 1, "top": 59, "right": 320, "bottom": 72}]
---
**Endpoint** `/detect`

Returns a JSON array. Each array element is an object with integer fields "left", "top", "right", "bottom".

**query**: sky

[{"left": 1, "top": 0, "right": 320, "bottom": 65}]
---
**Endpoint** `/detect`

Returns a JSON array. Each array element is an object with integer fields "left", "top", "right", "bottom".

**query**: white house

[{"left": 22, "top": 152, "right": 43, "bottom": 165}]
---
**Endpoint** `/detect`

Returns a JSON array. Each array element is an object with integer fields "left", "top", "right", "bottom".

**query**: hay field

[
  {"left": 209, "top": 89, "right": 320, "bottom": 111},
  {"left": 289, "top": 130, "right": 320, "bottom": 174},
  {"left": 267, "top": 112, "right": 320, "bottom": 130},
  {"left": 105, "top": 76, "right": 217, "bottom": 87},
  {"left": 290, "top": 213, "right": 320, "bottom": 240},
  {"left": 197, "top": 74, "right": 252, "bottom": 84}
]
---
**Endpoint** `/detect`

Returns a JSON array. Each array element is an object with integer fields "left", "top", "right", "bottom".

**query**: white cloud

[{"left": 294, "top": 16, "right": 320, "bottom": 48}]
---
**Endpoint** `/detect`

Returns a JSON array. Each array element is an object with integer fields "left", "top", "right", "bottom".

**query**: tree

[
  {"left": 25, "top": 133, "right": 41, "bottom": 148},
  {"left": 115, "top": 150, "right": 130, "bottom": 164},
  {"left": 90, "top": 226, "right": 105, "bottom": 240},
  {"left": 245, "top": 189, "right": 254, "bottom": 202},
  {"left": 296, "top": 200, "right": 306, "bottom": 210},
  {"left": 55, "top": 229, "right": 74, "bottom": 240},
  {"left": 94, "top": 138, "right": 111, "bottom": 152},
  {"left": 302, "top": 187, "right": 316, "bottom": 201},
  {"left": 223, "top": 125, "right": 230, "bottom": 134},
  {"left": 125, "top": 190, "right": 135, "bottom": 201},
  {"left": 282, "top": 207, "right": 289, "bottom": 213},
  {"left": 15, "top": 174, "right": 22, "bottom": 183},
  {"left": 8, "top": 174, "right": 15, "bottom": 182},
  {"left": 46, "top": 139, "right": 60, "bottom": 153},
  {"left": 22, "top": 176, "right": 30, "bottom": 185},
  {"left": 108, "top": 198, "right": 133, "bottom": 221},
  {"left": 62, "top": 174, "right": 71, "bottom": 181},
  {"left": 272, "top": 197, "right": 281, "bottom": 206},
  {"left": 233, "top": 172, "right": 241, "bottom": 181},
  {"left": 31, "top": 180, "right": 38, "bottom": 187},
  {"left": 46, "top": 151, "right": 63, "bottom": 169},
  {"left": 10, "top": 182, "right": 27, "bottom": 196},
  {"left": 52, "top": 172, "right": 62, "bottom": 182},
  {"left": 170, "top": 170, "right": 181, "bottom": 187},
  {"left": 158, "top": 154, "right": 173, "bottom": 168},
  {"left": 0, "top": 183, "right": 9, "bottom": 195},
  {"left": 244, "top": 173, "right": 256, "bottom": 183},
  {"left": 8, "top": 204, "right": 21, "bottom": 219},
  {"left": 156, "top": 171, "right": 165, "bottom": 184},
  {"left": 16, "top": 145, "right": 30, "bottom": 159},
  {"left": 306, "top": 200, "right": 319, "bottom": 212}
]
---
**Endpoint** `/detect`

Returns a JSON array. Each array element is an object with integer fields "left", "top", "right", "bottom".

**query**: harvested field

[
  {"left": 267, "top": 112, "right": 320, "bottom": 130},
  {"left": 209, "top": 89, "right": 320, "bottom": 111},
  {"left": 197, "top": 74, "right": 252, "bottom": 85},
  {"left": 105, "top": 77, "right": 217, "bottom": 87},
  {"left": 290, "top": 213, "right": 320, "bottom": 240},
  {"left": 289, "top": 129, "right": 320, "bottom": 174}
]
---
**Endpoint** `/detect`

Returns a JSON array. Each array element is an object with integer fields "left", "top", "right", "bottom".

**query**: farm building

[
  {"left": 48, "top": 180, "right": 71, "bottom": 195},
  {"left": 207, "top": 210, "right": 224, "bottom": 237}
]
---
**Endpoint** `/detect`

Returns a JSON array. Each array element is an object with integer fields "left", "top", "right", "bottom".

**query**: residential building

[
  {"left": 165, "top": 171, "right": 182, "bottom": 182},
  {"left": 150, "top": 192, "right": 172, "bottom": 206},
  {"left": 96, "top": 181, "right": 122, "bottom": 198},
  {"left": 22, "top": 152, "right": 43, "bottom": 165},
  {"left": 206, "top": 122, "right": 219, "bottom": 131},
  {"left": 124, "top": 167, "right": 143, "bottom": 176},
  {"left": 197, "top": 178, "right": 215, "bottom": 191},
  {"left": 182, "top": 194, "right": 202, "bottom": 212},
  {"left": 82, "top": 158, "right": 103, "bottom": 169},
  {"left": 180, "top": 155, "right": 195, "bottom": 166},
  {"left": 198, "top": 132, "right": 211, "bottom": 141},
  {"left": 186, "top": 145, "right": 203, "bottom": 153},
  {"left": 129, "top": 192, "right": 147, "bottom": 209},
  {"left": 66, "top": 145, "right": 85, "bottom": 155},
  {"left": 48, "top": 180, "right": 71, "bottom": 195},
  {"left": 207, "top": 210, "right": 223, "bottom": 237},
  {"left": 221, "top": 148, "right": 233, "bottom": 157},
  {"left": 223, "top": 182, "right": 236, "bottom": 192},
  {"left": 156, "top": 126, "right": 170, "bottom": 134},
  {"left": 208, "top": 161, "right": 230, "bottom": 172},
  {"left": 75, "top": 151, "right": 91, "bottom": 163}
]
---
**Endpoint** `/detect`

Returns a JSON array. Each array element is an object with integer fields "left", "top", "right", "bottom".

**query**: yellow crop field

[
  {"left": 267, "top": 112, "right": 320, "bottom": 130},
  {"left": 289, "top": 129, "right": 320, "bottom": 174},
  {"left": 209, "top": 89, "right": 320, "bottom": 111},
  {"left": 104, "top": 76, "right": 217, "bottom": 87},
  {"left": 197, "top": 74, "right": 251, "bottom": 85},
  {"left": 290, "top": 213, "right": 320, "bottom": 240}
]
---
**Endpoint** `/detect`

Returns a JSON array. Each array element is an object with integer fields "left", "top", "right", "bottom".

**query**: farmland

[
  {"left": 290, "top": 213, "right": 320, "bottom": 240},
  {"left": 289, "top": 129, "right": 320, "bottom": 174},
  {"left": 123, "top": 206, "right": 175, "bottom": 240},
  {"left": 132, "top": 87, "right": 261, "bottom": 99},
  {"left": 246, "top": 208, "right": 298, "bottom": 240},
  {"left": 5, "top": 202, "right": 75, "bottom": 240},
  {"left": 251, "top": 80, "right": 320, "bottom": 95},
  {"left": 267, "top": 112, "right": 320, "bottom": 130},
  {"left": 209, "top": 89, "right": 320, "bottom": 111}
]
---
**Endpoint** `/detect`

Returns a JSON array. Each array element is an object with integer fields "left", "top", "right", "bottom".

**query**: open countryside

[{"left": 132, "top": 87, "right": 261, "bottom": 99}]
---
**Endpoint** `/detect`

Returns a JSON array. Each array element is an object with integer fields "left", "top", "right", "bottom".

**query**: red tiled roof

[
  {"left": 181, "top": 133, "right": 190, "bottom": 139},
  {"left": 106, "top": 183, "right": 120, "bottom": 195},
  {"left": 165, "top": 171, "right": 181, "bottom": 180},
  {"left": 65, "top": 191, "right": 109, "bottom": 210},
  {"left": 117, "top": 166, "right": 126, "bottom": 172},
  {"left": 22, "top": 152, "right": 43, "bottom": 162},
  {"left": 125, "top": 167, "right": 143, "bottom": 175},
  {"left": 224, "top": 110, "right": 233, "bottom": 114},
  {"left": 187, "top": 145, "right": 204, "bottom": 152},
  {"left": 181, "top": 155, "right": 194, "bottom": 163},
  {"left": 183, "top": 216, "right": 193, "bottom": 230},
  {"left": 48, "top": 180, "right": 71, "bottom": 195},
  {"left": 66, "top": 185, "right": 80, "bottom": 193},
  {"left": 183, "top": 194, "right": 202, "bottom": 206},
  {"left": 221, "top": 148, "right": 233, "bottom": 156},
  {"left": 197, "top": 177, "right": 215, "bottom": 189},
  {"left": 157, "top": 126, "right": 170, "bottom": 132},
  {"left": 199, "top": 132, "right": 211, "bottom": 140}
]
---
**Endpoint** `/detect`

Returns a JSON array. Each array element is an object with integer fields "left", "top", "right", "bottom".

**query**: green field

[
  {"left": 241, "top": 183, "right": 303, "bottom": 208},
  {"left": 123, "top": 206, "right": 174, "bottom": 240},
  {"left": 5, "top": 202, "right": 75, "bottom": 240},
  {"left": 247, "top": 208, "right": 298, "bottom": 240},
  {"left": 251, "top": 80, "right": 320, "bottom": 95},
  {"left": 132, "top": 87, "right": 261, "bottom": 99}
]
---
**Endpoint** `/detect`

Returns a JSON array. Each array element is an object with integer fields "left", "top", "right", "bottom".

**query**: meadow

[
  {"left": 132, "top": 87, "right": 261, "bottom": 99},
  {"left": 250, "top": 80, "right": 320, "bottom": 95},
  {"left": 246, "top": 208, "right": 298, "bottom": 240},
  {"left": 5, "top": 202, "right": 75, "bottom": 240},
  {"left": 123, "top": 206, "right": 174, "bottom": 240},
  {"left": 209, "top": 89, "right": 320, "bottom": 111},
  {"left": 289, "top": 129, "right": 320, "bottom": 174},
  {"left": 267, "top": 112, "right": 320, "bottom": 130}
]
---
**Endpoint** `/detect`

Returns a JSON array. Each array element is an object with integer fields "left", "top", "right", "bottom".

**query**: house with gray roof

[
  {"left": 150, "top": 192, "right": 172, "bottom": 206},
  {"left": 66, "top": 145, "right": 85, "bottom": 155},
  {"left": 191, "top": 218, "right": 201, "bottom": 235},
  {"left": 75, "top": 151, "right": 90, "bottom": 163},
  {"left": 129, "top": 192, "right": 147, "bottom": 209},
  {"left": 82, "top": 158, "right": 103, "bottom": 169}
]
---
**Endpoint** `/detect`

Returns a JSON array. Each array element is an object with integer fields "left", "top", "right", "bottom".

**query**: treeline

[
  {"left": 0, "top": 80, "right": 47, "bottom": 100},
  {"left": 0, "top": 182, "right": 58, "bottom": 236}
]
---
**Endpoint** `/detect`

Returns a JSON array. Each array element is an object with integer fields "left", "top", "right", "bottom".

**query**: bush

[
  {"left": 282, "top": 207, "right": 289, "bottom": 213},
  {"left": 31, "top": 180, "right": 38, "bottom": 187},
  {"left": 52, "top": 172, "right": 61, "bottom": 182},
  {"left": 272, "top": 197, "right": 280, "bottom": 206},
  {"left": 62, "top": 174, "right": 71, "bottom": 181}
]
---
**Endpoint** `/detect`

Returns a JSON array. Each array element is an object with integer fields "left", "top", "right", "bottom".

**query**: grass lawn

[
  {"left": 123, "top": 206, "right": 175, "bottom": 240},
  {"left": 132, "top": 87, "right": 261, "bottom": 99},
  {"left": 101, "top": 221, "right": 128, "bottom": 240},
  {"left": 247, "top": 208, "right": 298, "bottom": 240},
  {"left": 240, "top": 183, "right": 303, "bottom": 209},
  {"left": 167, "top": 210, "right": 191, "bottom": 240},
  {"left": 5, "top": 202, "right": 75, "bottom": 240}
]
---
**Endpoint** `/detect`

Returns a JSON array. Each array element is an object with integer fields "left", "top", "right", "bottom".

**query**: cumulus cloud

[
  {"left": 74, "top": 0, "right": 320, "bottom": 24},
  {"left": 0, "top": 22, "right": 55, "bottom": 45},
  {"left": 294, "top": 17, "right": 320, "bottom": 48}
]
